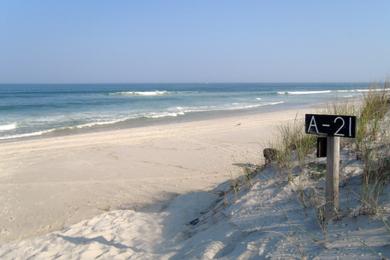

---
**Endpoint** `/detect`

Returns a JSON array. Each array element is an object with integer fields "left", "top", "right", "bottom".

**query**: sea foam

[
  {"left": 110, "top": 90, "right": 169, "bottom": 96},
  {"left": 278, "top": 88, "right": 389, "bottom": 95},
  {"left": 69, "top": 118, "right": 131, "bottom": 129},
  {"left": 0, "top": 123, "right": 17, "bottom": 131},
  {"left": 0, "top": 129, "right": 56, "bottom": 140},
  {"left": 277, "top": 90, "right": 332, "bottom": 95}
]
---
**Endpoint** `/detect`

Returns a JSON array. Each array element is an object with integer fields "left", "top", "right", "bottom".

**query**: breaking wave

[
  {"left": 0, "top": 123, "right": 17, "bottom": 131},
  {"left": 0, "top": 129, "right": 57, "bottom": 140},
  {"left": 336, "top": 88, "right": 390, "bottom": 93},
  {"left": 172, "top": 101, "right": 285, "bottom": 114},
  {"left": 277, "top": 88, "right": 390, "bottom": 95},
  {"left": 278, "top": 90, "right": 332, "bottom": 95},
  {"left": 110, "top": 90, "right": 169, "bottom": 96}
]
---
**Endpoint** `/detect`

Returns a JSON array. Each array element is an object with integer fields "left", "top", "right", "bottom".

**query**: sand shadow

[
  {"left": 57, "top": 234, "right": 129, "bottom": 249},
  {"left": 232, "top": 162, "right": 258, "bottom": 169}
]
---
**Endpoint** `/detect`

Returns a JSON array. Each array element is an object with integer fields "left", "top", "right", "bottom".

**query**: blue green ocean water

[{"left": 0, "top": 83, "right": 373, "bottom": 140}]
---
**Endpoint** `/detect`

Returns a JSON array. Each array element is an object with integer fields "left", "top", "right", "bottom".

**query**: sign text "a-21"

[{"left": 305, "top": 114, "right": 357, "bottom": 138}]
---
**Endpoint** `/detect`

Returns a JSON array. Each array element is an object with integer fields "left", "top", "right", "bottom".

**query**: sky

[{"left": 0, "top": 0, "right": 389, "bottom": 83}]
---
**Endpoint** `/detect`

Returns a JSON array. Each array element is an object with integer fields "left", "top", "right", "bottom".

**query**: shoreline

[
  {"left": 0, "top": 101, "right": 316, "bottom": 144},
  {"left": 0, "top": 105, "right": 322, "bottom": 243}
]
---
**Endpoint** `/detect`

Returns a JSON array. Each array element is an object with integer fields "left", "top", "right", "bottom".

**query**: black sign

[{"left": 305, "top": 114, "right": 356, "bottom": 138}]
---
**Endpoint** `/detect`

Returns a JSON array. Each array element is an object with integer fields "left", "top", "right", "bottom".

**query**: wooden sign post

[
  {"left": 305, "top": 114, "right": 356, "bottom": 219},
  {"left": 326, "top": 136, "right": 340, "bottom": 216}
]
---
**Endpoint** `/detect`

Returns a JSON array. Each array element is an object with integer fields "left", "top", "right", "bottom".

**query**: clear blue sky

[{"left": 1, "top": 0, "right": 389, "bottom": 83}]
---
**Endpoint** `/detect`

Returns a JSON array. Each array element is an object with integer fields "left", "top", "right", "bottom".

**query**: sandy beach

[
  {"left": 0, "top": 108, "right": 311, "bottom": 243},
  {"left": 0, "top": 102, "right": 389, "bottom": 259}
]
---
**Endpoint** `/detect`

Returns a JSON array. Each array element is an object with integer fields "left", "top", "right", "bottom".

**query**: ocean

[{"left": 0, "top": 83, "right": 373, "bottom": 141}]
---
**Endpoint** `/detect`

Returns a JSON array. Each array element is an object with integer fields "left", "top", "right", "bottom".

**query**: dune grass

[
  {"left": 325, "top": 85, "right": 390, "bottom": 215},
  {"left": 270, "top": 82, "right": 390, "bottom": 215},
  {"left": 355, "top": 85, "right": 390, "bottom": 214},
  {"left": 270, "top": 116, "right": 316, "bottom": 181},
  {"left": 356, "top": 86, "right": 389, "bottom": 150}
]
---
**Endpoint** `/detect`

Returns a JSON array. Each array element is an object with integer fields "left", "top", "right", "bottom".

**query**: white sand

[
  {"left": 0, "top": 108, "right": 309, "bottom": 243},
  {"left": 0, "top": 146, "right": 389, "bottom": 259},
  {"left": 1, "top": 106, "right": 389, "bottom": 259}
]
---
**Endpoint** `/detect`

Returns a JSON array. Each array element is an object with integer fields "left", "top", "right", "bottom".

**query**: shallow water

[{"left": 0, "top": 83, "right": 371, "bottom": 140}]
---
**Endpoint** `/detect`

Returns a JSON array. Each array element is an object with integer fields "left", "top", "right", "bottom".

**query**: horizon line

[{"left": 0, "top": 81, "right": 376, "bottom": 85}]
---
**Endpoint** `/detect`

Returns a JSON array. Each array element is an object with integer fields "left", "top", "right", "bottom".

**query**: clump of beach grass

[
  {"left": 356, "top": 85, "right": 389, "bottom": 151},
  {"left": 271, "top": 116, "right": 316, "bottom": 180},
  {"left": 354, "top": 84, "right": 390, "bottom": 215},
  {"left": 324, "top": 100, "right": 359, "bottom": 117},
  {"left": 359, "top": 134, "right": 390, "bottom": 215}
]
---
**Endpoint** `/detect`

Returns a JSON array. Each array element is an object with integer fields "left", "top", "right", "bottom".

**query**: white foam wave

[
  {"left": 277, "top": 88, "right": 390, "bottom": 95},
  {"left": 144, "top": 112, "right": 185, "bottom": 119},
  {"left": 110, "top": 90, "right": 169, "bottom": 96},
  {"left": 173, "top": 101, "right": 285, "bottom": 114},
  {"left": 174, "top": 106, "right": 215, "bottom": 113},
  {"left": 256, "top": 97, "right": 262, "bottom": 100},
  {"left": 0, "top": 123, "right": 17, "bottom": 131},
  {"left": 278, "top": 88, "right": 390, "bottom": 96},
  {"left": 356, "top": 88, "right": 390, "bottom": 92},
  {"left": 336, "top": 88, "right": 390, "bottom": 93},
  {"left": 264, "top": 101, "right": 285, "bottom": 106},
  {"left": 0, "top": 119, "right": 132, "bottom": 140},
  {"left": 228, "top": 101, "right": 285, "bottom": 110},
  {"left": 336, "top": 89, "right": 370, "bottom": 93},
  {"left": 69, "top": 118, "right": 130, "bottom": 129},
  {"left": 278, "top": 90, "right": 332, "bottom": 95},
  {"left": 0, "top": 129, "right": 56, "bottom": 140}
]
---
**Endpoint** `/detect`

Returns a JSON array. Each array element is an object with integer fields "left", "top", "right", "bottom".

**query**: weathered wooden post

[
  {"left": 326, "top": 136, "right": 340, "bottom": 218},
  {"left": 305, "top": 114, "right": 356, "bottom": 219}
]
